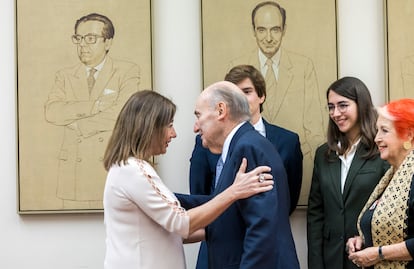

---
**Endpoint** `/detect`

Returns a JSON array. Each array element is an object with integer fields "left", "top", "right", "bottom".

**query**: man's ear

[
  {"left": 282, "top": 24, "right": 287, "bottom": 37},
  {"left": 104, "top": 38, "right": 113, "bottom": 52},
  {"left": 217, "top": 102, "right": 227, "bottom": 119}
]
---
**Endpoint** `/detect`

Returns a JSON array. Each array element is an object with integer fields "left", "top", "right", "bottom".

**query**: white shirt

[
  {"left": 338, "top": 139, "right": 360, "bottom": 193},
  {"left": 104, "top": 157, "right": 189, "bottom": 269},
  {"left": 253, "top": 117, "right": 266, "bottom": 137},
  {"left": 220, "top": 121, "right": 246, "bottom": 163},
  {"left": 86, "top": 57, "right": 106, "bottom": 79}
]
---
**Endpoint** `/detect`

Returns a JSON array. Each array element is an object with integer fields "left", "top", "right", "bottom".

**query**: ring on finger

[{"left": 258, "top": 173, "right": 265, "bottom": 183}]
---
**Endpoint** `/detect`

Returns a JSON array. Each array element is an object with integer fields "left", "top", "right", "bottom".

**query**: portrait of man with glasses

[{"left": 44, "top": 13, "right": 140, "bottom": 210}]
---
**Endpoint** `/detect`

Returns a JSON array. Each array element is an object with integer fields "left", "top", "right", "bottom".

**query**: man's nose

[
  {"left": 193, "top": 122, "right": 200, "bottom": 133},
  {"left": 266, "top": 30, "right": 273, "bottom": 41}
]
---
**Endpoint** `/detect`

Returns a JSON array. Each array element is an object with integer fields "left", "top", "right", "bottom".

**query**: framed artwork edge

[{"left": 16, "top": 0, "right": 152, "bottom": 214}]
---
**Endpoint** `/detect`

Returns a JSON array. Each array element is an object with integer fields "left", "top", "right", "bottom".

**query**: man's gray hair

[{"left": 208, "top": 81, "right": 251, "bottom": 122}]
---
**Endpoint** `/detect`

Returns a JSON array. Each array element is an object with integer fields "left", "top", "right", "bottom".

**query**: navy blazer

[
  {"left": 177, "top": 122, "right": 299, "bottom": 269},
  {"left": 188, "top": 118, "right": 303, "bottom": 213},
  {"left": 263, "top": 119, "right": 303, "bottom": 212}
]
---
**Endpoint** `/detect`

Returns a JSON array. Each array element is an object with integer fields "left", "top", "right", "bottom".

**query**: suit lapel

[
  {"left": 342, "top": 146, "right": 367, "bottom": 198},
  {"left": 263, "top": 119, "right": 278, "bottom": 142},
  {"left": 276, "top": 50, "right": 293, "bottom": 108},
  {"left": 71, "top": 64, "right": 90, "bottom": 100},
  {"left": 90, "top": 56, "right": 115, "bottom": 100},
  {"left": 327, "top": 152, "right": 342, "bottom": 197},
  {"left": 214, "top": 122, "right": 253, "bottom": 191},
  {"left": 263, "top": 49, "right": 293, "bottom": 121}
]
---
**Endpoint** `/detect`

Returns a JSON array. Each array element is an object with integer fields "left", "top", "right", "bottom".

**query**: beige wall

[{"left": 0, "top": 0, "right": 385, "bottom": 268}]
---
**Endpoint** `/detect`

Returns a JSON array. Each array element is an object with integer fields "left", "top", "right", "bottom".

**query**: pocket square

[{"left": 103, "top": 88, "right": 116, "bottom": 95}]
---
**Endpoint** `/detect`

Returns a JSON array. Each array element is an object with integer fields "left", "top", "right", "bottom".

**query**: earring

[{"left": 403, "top": 140, "right": 412, "bottom": 150}]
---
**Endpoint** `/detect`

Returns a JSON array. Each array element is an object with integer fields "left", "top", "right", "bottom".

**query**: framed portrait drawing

[
  {"left": 16, "top": 0, "right": 152, "bottom": 213},
  {"left": 385, "top": 0, "right": 414, "bottom": 101},
  {"left": 202, "top": 0, "right": 338, "bottom": 206}
]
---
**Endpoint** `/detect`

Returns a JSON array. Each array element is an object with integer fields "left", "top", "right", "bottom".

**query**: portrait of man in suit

[
  {"left": 44, "top": 13, "right": 140, "bottom": 209},
  {"left": 229, "top": 1, "right": 324, "bottom": 197},
  {"left": 202, "top": 0, "right": 337, "bottom": 204},
  {"left": 17, "top": 0, "right": 151, "bottom": 212}
]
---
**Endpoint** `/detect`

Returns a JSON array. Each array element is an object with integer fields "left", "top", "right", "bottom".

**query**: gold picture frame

[
  {"left": 202, "top": 0, "right": 338, "bottom": 205},
  {"left": 385, "top": 0, "right": 414, "bottom": 101},
  {"left": 16, "top": 0, "right": 152, "bottom": 213}
]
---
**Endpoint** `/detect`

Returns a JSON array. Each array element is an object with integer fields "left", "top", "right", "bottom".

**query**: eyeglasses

[
  {"left": 72, "top": 34, "right": 105, "bottom": 44},
  {"left": 327, "top": 102, "right": 350, "bottom": 115}
]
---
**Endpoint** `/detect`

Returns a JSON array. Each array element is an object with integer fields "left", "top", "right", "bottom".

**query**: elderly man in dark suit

[
  {"left": 177, "top": 80, "right": 299, "bottom": 269},
  {"left": 188, "top": 65, "right": 303, "bottom": 269}
]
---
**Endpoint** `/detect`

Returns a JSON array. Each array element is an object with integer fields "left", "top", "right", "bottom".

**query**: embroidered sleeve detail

[{"left": 136, "top": 159, "right": 187, "bottom": 216}]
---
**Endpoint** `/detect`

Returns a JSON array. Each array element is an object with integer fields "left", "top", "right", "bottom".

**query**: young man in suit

[
  {"left": 177, "top": 81, "right": 299, "bottom": 269},
  {"left": 189, "top": 64, "right": 303, "bottom": 269}
]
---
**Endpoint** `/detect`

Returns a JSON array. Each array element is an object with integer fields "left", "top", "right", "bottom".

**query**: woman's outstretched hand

[{"left": 231, "top": 158, "right": 274, "bottom": 199}]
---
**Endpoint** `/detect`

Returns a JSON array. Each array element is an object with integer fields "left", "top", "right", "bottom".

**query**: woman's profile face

[
  {"left": 149, "top": 122, "right": 177, "bottom": 156},
  {"left": 375, "top": 114, "right": 405, "bottom": 168},
  {"left": 327, "top": 90, "right": 360, "bottom": 138}
]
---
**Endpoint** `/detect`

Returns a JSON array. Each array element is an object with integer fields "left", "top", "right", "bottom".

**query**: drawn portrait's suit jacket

[
  {"left": 45, "top": 56, "right": 140, "bottom": 201},
  {"left": 177, "top": 122, "right": 299, "bottom": 269},
  {"left": 307, "top": 143, "right": 389, "bottom": 269},
  {"left": 229, "top": 47, "right": 324, "bottom": 158}
]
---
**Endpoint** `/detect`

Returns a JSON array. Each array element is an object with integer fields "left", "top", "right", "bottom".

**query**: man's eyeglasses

[
  {"left": 72, "top": 34, "right": 105, "bottom": 44},
  {"left": 327, "top": 102, "right": 350, "bottom": 115}
]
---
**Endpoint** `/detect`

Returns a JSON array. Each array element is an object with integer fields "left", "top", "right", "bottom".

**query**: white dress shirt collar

[
  {"left": 221, "top": 121, "right": 246, "bottom": 163},
  {"left": 253, "top": 116, "right": 266, "bottom": 137}
]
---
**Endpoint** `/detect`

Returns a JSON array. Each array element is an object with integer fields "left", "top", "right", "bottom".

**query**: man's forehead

[{"left": 77, "top": 20, "right": 104, "bottom": 32}]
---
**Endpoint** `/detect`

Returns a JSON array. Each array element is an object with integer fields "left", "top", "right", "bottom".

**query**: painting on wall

[
  {"left": 16, "top": 0, "right": 152, "bottom": 213},
  {"left": 385, "top": 0, "right": 414, "bottom": 101},
  {"left": 202, "top": 0, "right": 338, "bottom": 206}
]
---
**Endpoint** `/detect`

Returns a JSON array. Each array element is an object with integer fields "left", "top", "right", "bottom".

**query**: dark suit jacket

[
  {"left": 189, "top": 118, "right": 303, "bottom": 213},
  {"left": 307, "top": 143, "right": 389, "bottom": 269},
  {"left": 263, "top": 119, "right": 303, "bottom": 213},
  {"left": 177, "top": 122, "right": 299, "bottom": 269}
]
